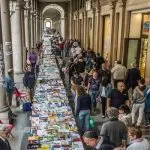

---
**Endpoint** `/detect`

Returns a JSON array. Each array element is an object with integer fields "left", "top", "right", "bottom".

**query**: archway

[{"left": 42, "top": 4, "right": 65, "bottom": 38}]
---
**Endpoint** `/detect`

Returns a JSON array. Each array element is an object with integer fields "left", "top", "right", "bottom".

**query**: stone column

[
  {"left": 0, "top": 0, "right": 13, "bottom": 74},
  {"left": 83, "top": 12, "right": 87, "bottom": 49},
  {"left": 99, "top": 15, "right": 104, "bottom": 55},
  {"left": 61, "top": 17, "right": 65, "bottom": 38},
  {"left": 112, "top": 13, "right": 119, "bottom": 63},
  {"left": 119, "top": 1, "right": 126, "bottom": 62},
  {"left": 25, "top": 8, "right": 31, "bottom": 52},
  {"left": 21, "top": 6, "right": 26, "bottom": 71},
  {"left": 122, "top": 11, "right": 130, "bottom": 65},
  {"left": 91, "top": 9, "right": 95, "bottom": 50},
  {"left": 85, "top": 16, "right": 89, "bottom": 50},
  {"left": 69, "top": 1, "right": 73, "bottom": 39},
  {"left": 0, "top": 6, "right": 10, "bottom": 123},
  {"left": 95, "top": 7, "right": 100, "bottom": 53},
  {"left": 36, "top": 15, "right": 40, "bottom": 42},
  {"left": 11, "top": 1, "right": 23, "bottom": 74},
  {"left": 39, "top": 12, "right": 43, "bottom": 41},
  {"left": 109, "top": 2, "right": 116, "bottom": 66},
  {"left": 34, "top": 0, "right": 37, "bottom": 46},
  {"left": 30, "top": 0, "right": 34, "bottom": 48},
  {"left": 76, "top": 12, "right": 79, "bottom": 39}
]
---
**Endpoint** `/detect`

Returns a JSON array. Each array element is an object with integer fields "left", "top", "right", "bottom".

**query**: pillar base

[{"left": 0, "top": 108, "right": 12, "bottom": 124}]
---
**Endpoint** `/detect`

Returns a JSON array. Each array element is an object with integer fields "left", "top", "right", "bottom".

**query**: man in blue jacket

[
  {"left": 5, "top": 69, "right": 14, "bottom": 106},
  {"left": 23, "top": 65, "right": 35, "bottom": 103}
]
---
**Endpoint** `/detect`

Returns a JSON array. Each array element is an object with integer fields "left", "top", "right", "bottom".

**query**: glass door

[{"left": 124, "top": 38, "right": 141, "bottom": 68}]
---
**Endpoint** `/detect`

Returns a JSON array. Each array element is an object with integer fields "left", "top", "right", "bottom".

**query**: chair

[
  {"left": 0, "top": 120, "right": 14, "bottom": 138},
  {"left": 14, "top": 87, "right": 27, "bottom": 104}
]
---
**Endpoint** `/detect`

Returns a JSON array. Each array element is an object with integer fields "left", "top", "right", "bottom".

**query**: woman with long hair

[
  {"left": 97, "top": 76, "right": 112, "bottom": 118},
  {"left": 75, "top": 86, "right": 92, "bottom": 131}
]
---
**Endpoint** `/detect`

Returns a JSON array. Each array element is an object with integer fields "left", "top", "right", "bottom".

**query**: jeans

[
  {"left": 89, "top": 91, "right": 99, "bottom": 109},
  {"left": 78, "top": 110, "right": 90, "bottom": 131},
  {"left": 27, "top": 88, "right": 34, "bottom": 102},
  {"left": 131, "top": 103, "right": 145, "bottom": 126},
  {"left": 101, "top": 96, "right": 106, "bottom": 116},
  {"left": 6, "top": 92, "right": 13, "bottom": 106}
]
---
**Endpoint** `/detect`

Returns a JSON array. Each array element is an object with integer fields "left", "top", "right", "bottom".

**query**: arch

[
  {"left": 42, "top": 4, "right": 65, "bottom": 38},
  {"left": 42, "top": 4, "right": 65, "bottom": 19}
]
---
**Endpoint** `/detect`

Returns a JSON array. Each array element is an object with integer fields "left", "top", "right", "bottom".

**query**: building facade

[{"left": 70, "top": 0, "right": 150, "bottom": 82}]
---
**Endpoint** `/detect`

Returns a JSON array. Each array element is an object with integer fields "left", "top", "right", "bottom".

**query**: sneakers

[{"left": 102, "top": 115, "right": 105, "bottom": 118}]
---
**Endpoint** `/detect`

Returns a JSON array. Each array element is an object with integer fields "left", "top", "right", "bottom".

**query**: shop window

[
  {"left": 102, "top": 15, "right": 111, "bottom": 61},
  {"left": 139, "top": 13, "right": 150, "bottom": 78}
]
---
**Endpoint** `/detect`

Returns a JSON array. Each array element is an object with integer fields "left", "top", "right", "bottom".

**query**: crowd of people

[
  {"left": 52, "top": 38, "right": 150, "bottom": 149},
  {"left": 1, "top": 31, "right": 150, "bottom": 150}
]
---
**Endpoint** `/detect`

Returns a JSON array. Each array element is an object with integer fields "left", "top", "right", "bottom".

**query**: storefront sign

[
  {"left": 86, "top": 0, "right": 91, "bottom": 11},
  {"left": 6, "top": 51, "right": 12, "bottom": 56}
]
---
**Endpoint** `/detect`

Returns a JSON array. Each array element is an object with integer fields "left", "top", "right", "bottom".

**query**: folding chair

[
  {"left": 14, "top": 87, "right": 27, "bottom": 104},
  {"left": 0, "top": 120, "right": 14, "bottom": 138}
]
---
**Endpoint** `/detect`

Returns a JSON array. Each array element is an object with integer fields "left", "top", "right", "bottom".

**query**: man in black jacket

[
  {"left": 23, "top": 65, "right": 35, "bottom": 102},
  {"left": 124, "top": 62, "right": 141, "bottom": 90},
  {"left": 0, "top": 125, "right": 12, "bottom": 150},
  {"left": 83, "top": 131, "right": 114, "bottom": 150}
]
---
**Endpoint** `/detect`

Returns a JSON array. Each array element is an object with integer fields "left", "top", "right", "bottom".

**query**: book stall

[{"left": 27, "top": 45, "right": 84, "bottom": 150}]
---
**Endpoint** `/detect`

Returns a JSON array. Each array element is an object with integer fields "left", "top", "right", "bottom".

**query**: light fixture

[{"left": 9, "top": 0, "right": 17, "bottom": 16}]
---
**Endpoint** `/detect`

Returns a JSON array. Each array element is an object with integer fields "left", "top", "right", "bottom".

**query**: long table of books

[{"left": 27, "top": 45, "right": 84, "bottom": 150}]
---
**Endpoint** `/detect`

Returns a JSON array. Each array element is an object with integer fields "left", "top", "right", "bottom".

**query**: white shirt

[
  {"left": 127, "top": 139, "right": 150, "bottom": 150},
  {"left": 101, "top": 87, "right": 106, "bottom": 97}
]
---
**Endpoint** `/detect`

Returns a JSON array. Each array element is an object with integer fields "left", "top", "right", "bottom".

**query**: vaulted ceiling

[{"left": 43, "top": 8, "right": 61, "bottom": 20}]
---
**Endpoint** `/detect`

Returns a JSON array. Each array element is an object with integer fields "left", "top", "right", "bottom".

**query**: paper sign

[
  {"left": 5, "top": 42, "right": 11, "bottom": 46},
  {"left": 6, "top": 51, "right": 12, "bottom": 56}
]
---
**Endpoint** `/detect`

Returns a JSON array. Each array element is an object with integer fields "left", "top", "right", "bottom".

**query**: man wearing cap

[
  {"left": 0, "top": 124, "right": 12, "bottom": 150},
  {"left": 5, "top": 69, "right": 14, "bottom": 106}
]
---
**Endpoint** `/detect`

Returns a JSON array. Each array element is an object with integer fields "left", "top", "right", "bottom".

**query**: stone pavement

[{"left": 8, "top": 74, "right": 30, "bottom": 150}]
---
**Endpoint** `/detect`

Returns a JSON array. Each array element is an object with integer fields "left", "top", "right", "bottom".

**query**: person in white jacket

[
  {"left": 127, "top": 127, "right": 150, "bottom": 150},
  {"left": 111, "top": 60, "right": 127, "bottom": 88}
]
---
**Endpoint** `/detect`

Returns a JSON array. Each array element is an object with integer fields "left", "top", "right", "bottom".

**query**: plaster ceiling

[{"left": 43, "top": 8, "right": 61, "bottom": 20}]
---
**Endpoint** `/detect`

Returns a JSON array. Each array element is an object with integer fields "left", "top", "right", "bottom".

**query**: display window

[{"left": 102, "top": 15, "right": 111, "bottom": 61}]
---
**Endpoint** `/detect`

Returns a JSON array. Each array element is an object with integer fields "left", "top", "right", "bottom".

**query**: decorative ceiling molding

[
  {"left": 42, "top": 4, "right": 65, "bottom": 18},
  {"left": 38, "top": 0, "right": 70, "bottom": 2}
]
